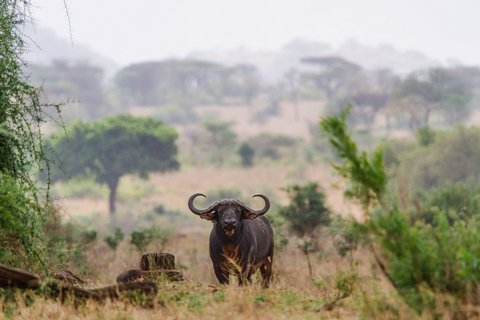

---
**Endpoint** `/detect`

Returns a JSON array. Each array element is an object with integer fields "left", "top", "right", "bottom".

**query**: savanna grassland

[
  {"left": 6, "top": 98, "right": 480, "bottom": 319},
  {"left": 7, "top": 1, "right": 480, "bottom": 318},
  {"left": 3, "top": 165, "right": 405, "bottom": 320}
]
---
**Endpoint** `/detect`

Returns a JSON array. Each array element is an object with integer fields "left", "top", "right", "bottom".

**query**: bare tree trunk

[
  {"left": 305, "top": 250, "right": 313, "bottom": 279},
  {"left": 108, "top": 178, "right": 119, "bottom": 216}
]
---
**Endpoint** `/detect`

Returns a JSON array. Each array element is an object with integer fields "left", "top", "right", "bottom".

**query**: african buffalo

[{"left": 188, "top": 193, "right": 274, "bottom": 287}]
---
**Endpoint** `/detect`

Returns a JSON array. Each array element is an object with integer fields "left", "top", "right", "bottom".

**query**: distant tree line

[{"left": 29, "top": 55, "right": 480, "bottom": 131}]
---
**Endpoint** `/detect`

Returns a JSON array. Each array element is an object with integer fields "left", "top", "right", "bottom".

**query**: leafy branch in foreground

[
  {"left": 320, "top": 107, "right": 480, "bottom": 316},
  {"left": 320, "top": 106, "right": 387, "bottom": 211},
  {"left": 0, "top": 1, "right": 63, "bottom": 272}
]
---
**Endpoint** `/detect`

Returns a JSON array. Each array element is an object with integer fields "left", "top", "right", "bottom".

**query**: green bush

[
  {"left": 363, "top": 208, "right": 480, "bottom": 313},
  {"left": 413, "top": 182, "right": 480, "bottom": 224},
  {"left": 238, "top": 142, "right": 255, "bottom": 167},
  {"left": 0, "top": 1, "right": 65, "bottom": 273},
  {"left": 278, "top": 182, "right": 331, "bottom": 237},
  {"left": 0, "top": 175, "right": 44, "bottom": 270},
  {"left": 395, "top": 126, "right": 480, "bottom": 190},
  {"left": 247, "top": 133, "right": 300, "bottom": 163},
  {"left": 130, "top": 226, "right": 170, "bottom": 252},
  {"left": 278, "top": 182, "right": 331, "bottom": 278},
  {"left": 104, "top": 228, "right": 124, "bottom": 251},
  {"left": 321, "top": 108, "right": 480, "bottom": 314}
]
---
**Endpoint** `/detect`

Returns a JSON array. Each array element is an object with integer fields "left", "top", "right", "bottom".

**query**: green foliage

[
  {"left": 114, "top": 60, "right": 260, "bottom": 107},
  {"left": 365, "top": 208, "right": 480, "bottom": 312},
  {"left": 44, "top": 221, "right": 95, "bottom": 275},
  {"left": 320, "top": 106, "right": 387, "bottom": 209},
  {"left": 247, "top": 133, "right": 299, "bottom": 163},
  {"left": 301, "top": 56, "right": 364, "bottom": 100},
  {"left": 0, "top": 2, "right": 47, "bottom": 181},
  {"left": 237, "top": 142, "right": 254, "bottom": 167},
  {"left": 395, "top": 126, "right": 480, "bottom": 190},
  {"left": 329, "top": 215, "right": 361, "bottom": 257},
  {"left": 278, "top": 182, "right": 330, "bottom": 237},
  {"left": 198, "top": 120, "right": 237, "bottom": 166},
  {"left": 323, "top": 109, "right": 480, "bottom": 313},
  {"left": 130, "top": 226, "right": 169, "bottom": 252},
  {"left": 415, "top": 126, "right": 435, "bottom": 146},
  {"left": 0, "top": 175, "right": 44, "bottom": 270},
  {"left": 46, "top": 115, "right": 179, "bottom": 214},
  {"left": 104, "top": 228, "right": 124, "bottom": 251},
  {"left": 413, "top": 182, "right": 480, "bottom": 225},
  {"left": 0, "top": 1, "right": 67, "bottom": 272},
  {"left": 395, "top": 67, "right": 475, "bottom": 125}
]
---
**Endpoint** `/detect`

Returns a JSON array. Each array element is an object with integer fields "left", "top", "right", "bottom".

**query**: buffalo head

[{"left": 188, "top": 193, "right": 270, "bottom": 237}]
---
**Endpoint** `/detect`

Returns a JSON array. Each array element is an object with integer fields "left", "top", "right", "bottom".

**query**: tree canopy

[
  {"left": 47, "top": 115, "right": 179, "bottom": 215},
  {"left": 114, "top": 59, "right": 261, "bottom": 107}
]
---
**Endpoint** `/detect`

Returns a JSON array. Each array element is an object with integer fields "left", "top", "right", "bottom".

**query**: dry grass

[
  {"left": 55, "top": 164, "right": 361, "bottom": 221},
  {"left": 2, "top": 237, "right": 413, "bottom": 319},
  {"left": 0, "top": 163, "right": 392, "bottom": 319}
]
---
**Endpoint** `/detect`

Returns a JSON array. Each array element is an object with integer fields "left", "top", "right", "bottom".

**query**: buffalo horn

[
  {"left": 242, "top": 194, "right": 270, "bottom": 217},
  {"left": 188, "top": 193, "right": 221, "bottom": 215}
]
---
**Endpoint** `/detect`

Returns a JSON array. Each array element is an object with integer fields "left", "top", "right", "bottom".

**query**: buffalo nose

[{"left": 225, "top": 218, "right": 236, "bottom": 226}]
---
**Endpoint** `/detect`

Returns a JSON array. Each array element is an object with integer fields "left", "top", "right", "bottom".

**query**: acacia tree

[
  {"left": 47, "top": 115, "right": 179, "bottom": 216},
  {"left": 301, "top": 56, "right": 364, "bottom": 100}
]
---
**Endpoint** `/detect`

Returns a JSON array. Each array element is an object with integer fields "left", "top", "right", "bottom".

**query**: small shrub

[
  {"left": 278, "top": 182, "right": 331, "bottom": 237},
  {"left": 416, "top": 126, "right": 435, "bottom": 146},
  {"left": 278, "top": 182, "right": 331, "bottom": 278},
  {"left": 238, "top": 142, "right": 255, "bottom": 167},
  {"left": 130, "top": 226, "right": 169, "bottom": 252},
  {"left": 247, "top": 133, "right": 300, "bottom": 163},
  {"left": 0, "top": 174, "right": 47, "bottom": 271},
  {"left": 153, "top": 204, "right": 166, "bottom": 215},
  {"left": 104, "top": 228, "right": 124, "bottom": 251}
]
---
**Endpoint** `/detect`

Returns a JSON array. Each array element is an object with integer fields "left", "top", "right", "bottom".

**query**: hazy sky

[{"left": 32, "top": 0, "right": 480, "bottom": 66}]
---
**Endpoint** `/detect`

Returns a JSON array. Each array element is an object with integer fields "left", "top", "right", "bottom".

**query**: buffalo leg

[
  {"left": 260, "top": 256, "right": 273, "bottom": 288},
  {"left": 213, "top": 264, "right": 229, "bottom": 285},
  {"left": 238, "top": 264, "right": 255, "bottom": 286}
]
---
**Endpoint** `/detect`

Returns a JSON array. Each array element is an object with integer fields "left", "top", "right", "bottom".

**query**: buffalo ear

[
  {"left": 200, "top": 212, "right": 216, "bottom": 221},
  {"left": 243, "top": 211, "right": 257, "bottom": 220}
]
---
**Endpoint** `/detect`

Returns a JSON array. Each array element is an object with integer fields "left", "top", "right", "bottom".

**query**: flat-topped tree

[{"left": 46, "top": 115, "right": 179, "bottom": 216}]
